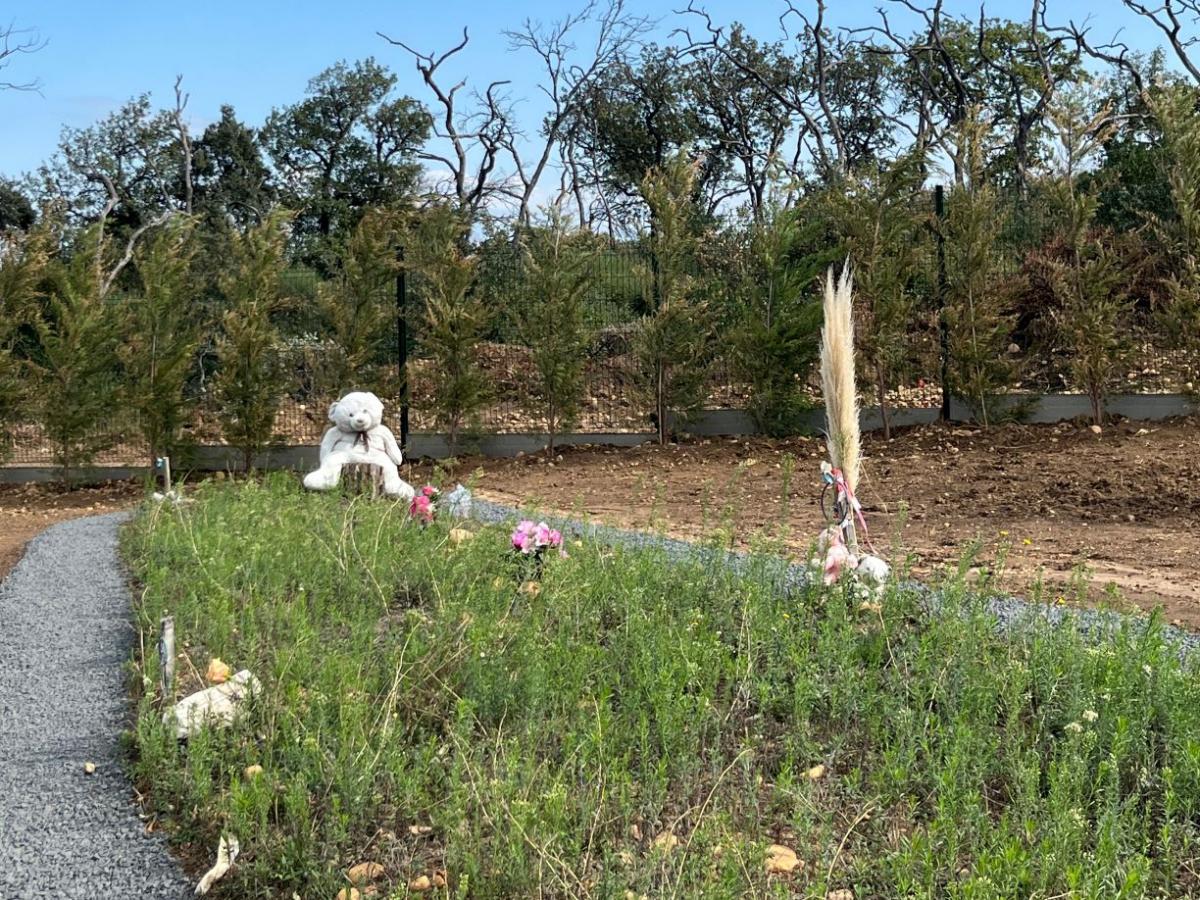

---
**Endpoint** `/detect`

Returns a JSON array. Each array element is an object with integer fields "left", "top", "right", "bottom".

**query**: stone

[
  {"left": 651, "top": 830, "right": 679, "bottom": 853},
  {"left": 806, "top": 764, "right": 826, "bottom": 780},
  {"left": 1090, "top": 424, "right": 1102, "bottom": 435},
  {"left": 335, "top": 890, "right": 361, "bottom": 900},
  {"left": 206, "top": 658, "right": 232, "bottom": 684},
  {"left": 346, "top": 862, "right": 385, "bottom": 885},
  {"left": 83, "top": 761, "right": 96, "bottom": 775},
  {"left": 408, "top": 875, "right": 432, "bottom": 891},
  {"left": 827, "top": 891, "right": 855, "bottom": 900},
  {"left": 765, "top": 844, "right": 801, "bottom": 874},
  {"left": 243, "top": 764, "right": 264, "bottom": 779}
]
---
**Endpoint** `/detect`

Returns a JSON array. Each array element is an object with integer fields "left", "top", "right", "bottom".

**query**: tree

[
  {"left": 730, "top": 203, "right": 827, "bottom": 436},
  {"left": 824, "top": 151, "right": 928, "bottom": 439},
  {"left": 119, "top": 217, "right": 204, "bottom": 465},
  {"left": 502, "top": 0, "right": 652, "bottom": 226},
  {"left": 0, "top": 179, "right": 35, "bottom": 231},
  {"left": 1043, "top": 90, "right": 1132, "bottom": 425},
  {"left": 513, "top": 207, "right": 594, "bottom": 453},
  {"left": 193, "top": 105, "right": 276, "bottom": 229},
  {"left": 316, "top": 207, "right": 402, "bottom": 398},
  {"left": 263, "top": 59, "right": 429, "bottom": 258},
  {"left": 213, "top": 212, "right": 292, "bottom": 472},
  {"left": 634, "top": 153, "right": 713, "bottom": 444},
  {"left": 0, "top": 21, "right": 44, "bottom": 92},
  {"left": 942, "top": 114, "right": 1016, "bottom": 426},
  {"left": 405, "top": 205, "right": 489, "bottom": 456},
  {"left": 0, "top": 223, "right": 54, "bottom": 460},
  {"left": 686, "top": 28, "right": 801, "bottom": 220},
  {"left": 28, "top": 226, "right": 124, "bottom": 482},
  {"left": 1148, "top": 84, "right": 1200, "bottom": 391},
  {"left": 36, "top": 95, "right": 184, "bottom": 232},
  {"left": 566, "top": 45, "right": 710, "bottom": 230}
]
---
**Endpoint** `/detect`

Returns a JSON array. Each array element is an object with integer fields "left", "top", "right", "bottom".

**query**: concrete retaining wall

[{"left": 1, "top": 393, "right": 1193, "bottom": 484}]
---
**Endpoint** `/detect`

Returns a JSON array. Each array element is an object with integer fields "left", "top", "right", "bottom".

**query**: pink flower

[
  {"left": 410, "top": 494, "right": 435, "bottom": 524},
  {"left": 512, "top": 520, "right": 536, "bottom": 552},
  {"left": 422, "top": 484, "right": 438, "bottom": 498}
]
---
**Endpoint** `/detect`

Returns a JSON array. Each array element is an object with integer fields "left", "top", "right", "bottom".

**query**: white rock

[
  {"left": 444, "top": 484, "right": 472, "bottom": 518},
  {"left": 166, "top": 670, "right": 261, "bottom": 740}
]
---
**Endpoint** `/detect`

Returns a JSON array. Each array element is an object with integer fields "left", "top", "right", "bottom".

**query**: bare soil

[
  {"left": 0, "top": 482, "right": 141, "bottom": 581},
  {"left": 466, "top": 417, "right": 1200, "bottom": 629}
]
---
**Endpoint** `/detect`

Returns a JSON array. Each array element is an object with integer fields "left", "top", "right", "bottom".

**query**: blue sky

[{"left": 0, "top": 0, "right": 1180, "bottom": 178}]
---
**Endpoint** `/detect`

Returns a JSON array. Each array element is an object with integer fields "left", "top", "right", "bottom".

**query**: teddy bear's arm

[
  {"left": 376, "top": 425, "right": 404, "bottom": 466},
  {"left": 317, "top": 426, "right": 342, "bottom": 460}
]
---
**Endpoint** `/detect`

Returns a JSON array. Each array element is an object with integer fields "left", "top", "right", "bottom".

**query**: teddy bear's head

[{"left": 329, "top": 391, "right": 384, "bottom": 434}]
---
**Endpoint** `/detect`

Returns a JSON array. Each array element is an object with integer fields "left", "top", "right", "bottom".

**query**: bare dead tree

[
  {"left": 0, "top": 20, "right": 44, "bottom": 92},
  {"left": 1123, "top": 0, "right": 1200, "bottom": 83},
  {"left": 378, "top": 27, "right": 515, "bottom": 216},
  {"left": 503, "top": 0, "right": 653, "bottom": 226},
  {"left": 173, "top": 75, "right": 194, "bottom": 215},
  {"left": 677, "top": 1, "right": 849, "bottom": 179},
  {"left": 846, "top": 0, "right": 994, "bottom": 184},
  {"left": 1043, "top": 14, "right": 1145, "bottom": 94},
  {"left": 62, "top": 146, "right": 181, "bottom": 298}
]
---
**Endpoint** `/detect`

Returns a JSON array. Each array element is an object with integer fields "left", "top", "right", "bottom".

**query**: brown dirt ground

[
  {"left": 464, "top": 417, "right": 1200, "bottom": 629},
  {"left": 0, "top": 481, "right": 141, "bottom": 581}
]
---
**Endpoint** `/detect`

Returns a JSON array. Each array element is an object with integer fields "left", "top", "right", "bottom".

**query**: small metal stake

[
  {"left": 155, "top": 456, "right": 172, "bottom": 496},
  {"left": 159, "top": 615, "right": 175, "bottom": 702}
]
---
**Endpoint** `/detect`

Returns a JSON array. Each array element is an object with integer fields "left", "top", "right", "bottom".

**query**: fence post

[
  {"left": 396, "top": 246, "right": 409, "bottom": 451},
  {"left": 935, "top": 184, "right": 950, "bottom": 423}
]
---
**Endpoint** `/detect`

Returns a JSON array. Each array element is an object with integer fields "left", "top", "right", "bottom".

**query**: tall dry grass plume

[{"left": 820, "top": 263, "right": 861, "bottom": 495}]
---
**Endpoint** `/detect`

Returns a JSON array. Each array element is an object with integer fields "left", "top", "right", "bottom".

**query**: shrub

[
  {"left": 214, "top": 211, "right": 292, "bottom": 471},
  {"left": 119, "top": 217, "right": 205, "bottom": 465},
  {"left": 730, "top": 204, "right": 825, "bottom": 436},
  {"left": 513, "top": 208, "right": 594, "bottom": 453},
  {"left": 124, "top": 478, "right": 1200, "bottom": 898},
  {"left": 0, "top": 223, "right": 54, "bottom": 460},
  {"left": 823, "top": 151, "right": 929, "bottom": 439},
  {"left": 635, "top": 153, "right": 714, "bottom": 444},
  {"left": 406, "top": 205, "right": 489, "bottom": 456},
  {"left": 316, "top": 207, "right": 402, "bottom": 398},
  {"left": 943, "top": 117, "right": 1018, "bottom": 426},
  {"left": 28, "top": 225, "right": 124, "bottom": 482}
]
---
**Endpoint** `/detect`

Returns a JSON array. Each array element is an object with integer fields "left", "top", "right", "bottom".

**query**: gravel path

[{"left": 0, "top": 512, "right": 190, "bottom": 900}]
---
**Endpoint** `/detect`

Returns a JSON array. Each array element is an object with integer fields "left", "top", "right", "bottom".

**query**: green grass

[{"left": 123, "top": 476, "right": 1200, "bottom": 898}]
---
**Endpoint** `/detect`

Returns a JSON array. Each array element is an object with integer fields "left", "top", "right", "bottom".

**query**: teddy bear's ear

[{"left": 327, "top": 401, "right": 341, "bottom": 423}]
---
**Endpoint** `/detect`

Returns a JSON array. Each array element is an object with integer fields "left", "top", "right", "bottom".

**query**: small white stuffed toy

[{"left": 303, "top": 391, "right": 414, "bottom": 500}]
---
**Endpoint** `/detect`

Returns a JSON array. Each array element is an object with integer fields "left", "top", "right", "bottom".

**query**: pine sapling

[
  {"left": 405, "top": 205, "right": 489, "bottom": 457},
  {"left": 513, "top": 207, "right": 593, "bottom": 454},
  {"left": 318, "top": 207, "right": 402, "bottom": 398},
  {"left": 29, "top": 225, "right": 124, "bottom": 483},
  {"left": 214, "top": 211, "right": 292, "bottom": 472},
  {"left": 635, "top": 153, "right": 713, "bottom": 444},
  {"left": 119, "top": 217, "right": 205, "bottom": 465}
]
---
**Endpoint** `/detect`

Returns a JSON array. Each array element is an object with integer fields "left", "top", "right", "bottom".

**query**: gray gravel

[{"left": 0, "top": 512, "right": 191, "bottom": 900}]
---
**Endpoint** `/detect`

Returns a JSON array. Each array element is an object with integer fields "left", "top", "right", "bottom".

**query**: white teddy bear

[{"left": 303, "top": 391, "right": 414, "bottom": 500}]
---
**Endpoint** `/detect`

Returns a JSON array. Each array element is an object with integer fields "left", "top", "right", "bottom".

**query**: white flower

[
  {"left": 1082, "top": 709, "right": 1098, "bottom": 722},
  {"left": 1143, "top": 664, "right": 1153, "bottom": 676},
  {"left": 1065, "top": 721, "right": 1084, "bottom": 734}
]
